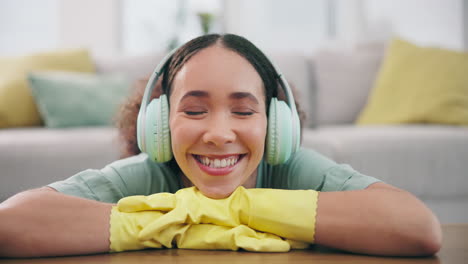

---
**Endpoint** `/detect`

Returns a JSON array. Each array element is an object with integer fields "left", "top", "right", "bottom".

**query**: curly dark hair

[{"left": 115, "top": 34, "right": 306, "bottom": 159}]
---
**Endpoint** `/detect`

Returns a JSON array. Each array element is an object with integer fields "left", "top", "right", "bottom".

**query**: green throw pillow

[
  {"left": 357, "top": 38, "right": 468, "bottom": 125},
  {"left": 0, "top": 49, "right": 95, "bottom": 128},
  {"left": 28, "top": 71, "right": 131, "bottom": 128}
]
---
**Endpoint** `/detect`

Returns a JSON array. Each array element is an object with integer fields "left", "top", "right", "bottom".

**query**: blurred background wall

[{"left": 0, "top": 0, "right": 466, "bottom": 56}]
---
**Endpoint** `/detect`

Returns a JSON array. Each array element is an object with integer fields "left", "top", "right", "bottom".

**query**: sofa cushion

[
  {"left": 28, "top": 71, "right": 131, "bottom": 128},
  {"left": 302, "top": 125, "right": 468, "bottom": 198},
  {"left": 357, "top": 38, "right": 468, "bottom": 125},
  {"left": 313, "top": 44, "right": 384, "bottom": 125},
  {"left": 0, "top": 127, "right": 121, "bottom": 201},
  {"left": 0, "top": 49, "right": 95, "bottom": 128}
]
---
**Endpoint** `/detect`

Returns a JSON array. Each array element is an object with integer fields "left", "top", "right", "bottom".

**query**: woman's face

[{"left": 169, "top": 45, "right": 267, "bottom": 199}]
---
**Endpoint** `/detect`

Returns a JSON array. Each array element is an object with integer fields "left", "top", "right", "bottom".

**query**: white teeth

[{"left": 197, "top": 155, "right": 240, "bottom": 168}]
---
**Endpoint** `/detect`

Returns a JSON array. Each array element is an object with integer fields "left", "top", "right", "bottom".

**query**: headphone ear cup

[
  {"left": 144, "top": 94, "right": 173, "bottom": 162},
  {"left": 266, "top": 98, "right": 293, "bottom": 165},
  {"left": 137, "top": 108, "right": 144, "bottom": 152},
  {"left": 292, "top": 106, "right": 301, "bottom": 153}
]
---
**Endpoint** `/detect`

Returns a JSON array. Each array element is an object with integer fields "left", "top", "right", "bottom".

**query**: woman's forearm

[
  {"left": 0, "top": 187, "right": 112, "bottom": 258},
  {"left": 314, "top": 182, "right": 442, "bottom": 256}
]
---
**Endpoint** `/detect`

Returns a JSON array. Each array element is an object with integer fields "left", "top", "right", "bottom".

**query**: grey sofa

[{"left": 1, "top": 44, "right": 467, "bottom": 224}]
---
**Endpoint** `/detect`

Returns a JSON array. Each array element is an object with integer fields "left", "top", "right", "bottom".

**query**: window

[
  {"left": 121, "top": 0, "right": 223, "bottom": 55},
  {"left": 0, "top": 0, "right": 59, "bottom": 56},
  {"left": 120, "top": 0, "right": 332, "bottom": 55}
]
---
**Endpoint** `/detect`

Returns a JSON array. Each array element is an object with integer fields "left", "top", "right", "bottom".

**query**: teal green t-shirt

[{"left": 48, "top": 148, "right": 380, "bottom": 203}]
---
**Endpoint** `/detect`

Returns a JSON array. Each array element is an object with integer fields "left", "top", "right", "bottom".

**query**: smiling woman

[{"left": 0, "top": 34, "right": 441, "bottom": 258}]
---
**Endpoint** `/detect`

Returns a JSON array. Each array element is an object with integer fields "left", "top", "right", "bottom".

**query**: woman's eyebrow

[
  {"left": 229, "top": 92, "right": 259, "bottom": 105},
  {"left": 180, "top": 91, "right": 259, "bottom": 105},
  {"left": 180, "top": 90, "right": 209, "bottom": 102}
]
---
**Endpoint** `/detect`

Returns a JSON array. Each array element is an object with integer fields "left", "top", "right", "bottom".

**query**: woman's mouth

[{"left": 192, "top": 154, "right": 246, "bottom": 176}]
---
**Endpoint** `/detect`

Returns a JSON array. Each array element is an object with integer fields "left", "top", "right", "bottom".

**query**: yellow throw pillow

[
  {"left": 356, "top": 38, "right": 468, "bottom": 125},
  {"left": 0, "top": 49, "right": 95, "bottom": 128}
]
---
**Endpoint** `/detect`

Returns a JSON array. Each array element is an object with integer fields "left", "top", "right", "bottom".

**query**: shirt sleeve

[
  {"left": 267, "top": 147, "right": 381, "bottom": 191},
  {"left": 48, "top": 153, "right": 181, "bottom": 203}
]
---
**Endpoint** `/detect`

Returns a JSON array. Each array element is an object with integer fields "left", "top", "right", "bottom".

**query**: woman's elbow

[
  {"left": 420, "top": 222, "right": 442, "bottom": 256},
  {"left": 413, "top": 213, "right": 443, "bottom": 256}
]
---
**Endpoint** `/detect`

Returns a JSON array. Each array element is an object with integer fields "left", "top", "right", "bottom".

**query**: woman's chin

[{"left": 197, "top": 185, "right": 237, "bottom": 199}]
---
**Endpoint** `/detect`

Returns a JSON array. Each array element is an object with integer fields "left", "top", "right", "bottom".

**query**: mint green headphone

[{"left": 137, "top": 48, "right": 301, "bottom": 165}]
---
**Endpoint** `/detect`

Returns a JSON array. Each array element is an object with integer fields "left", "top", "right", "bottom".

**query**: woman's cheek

[
  {"left": 242, "top": 117, "right": 267, "bottom": 154},
  {"left": 170, "top": 117, "right": 194, "bottom": 157}
]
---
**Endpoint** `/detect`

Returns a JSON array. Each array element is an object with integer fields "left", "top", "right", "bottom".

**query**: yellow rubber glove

[
  {"left": 110, "top": 206, "right": 309, "bottom": 252},
  {"left": 118, "top": 186, "right": 318, "bottom": 243},
  {"left": 110, "top": 207, "right": 164, "bottom": 252}
]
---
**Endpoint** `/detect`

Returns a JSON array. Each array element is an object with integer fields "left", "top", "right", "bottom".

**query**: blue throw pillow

[{"left": 28, "top": 71, "right": 131, "bottom": 128}]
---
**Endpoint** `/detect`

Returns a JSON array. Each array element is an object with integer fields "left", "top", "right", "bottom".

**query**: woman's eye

[
  {"left": 233, "top": 111, "right": 254, "bottom": 116},
  {"left": 185, "top": 111, "right": 207, "bottom": 116}
]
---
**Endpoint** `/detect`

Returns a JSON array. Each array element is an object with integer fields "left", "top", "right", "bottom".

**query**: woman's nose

[{"left": 202, "top": 114, "right": 236, "bottom": 147}]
